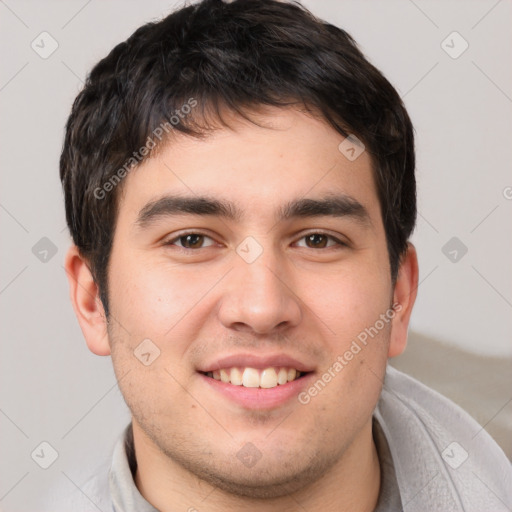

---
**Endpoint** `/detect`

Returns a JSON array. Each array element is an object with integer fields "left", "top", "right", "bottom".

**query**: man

[{"left": 50, "top": 0, "right": 512, "bottom": 510}]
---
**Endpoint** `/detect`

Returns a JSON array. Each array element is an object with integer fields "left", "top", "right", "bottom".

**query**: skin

[{"left": 65, "top": 106, "right": 418, "bottom": 511}]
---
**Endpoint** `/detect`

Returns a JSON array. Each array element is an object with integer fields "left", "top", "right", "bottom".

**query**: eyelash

[{"left": 163, "top": 231, "right": 348, "bottom": 251}]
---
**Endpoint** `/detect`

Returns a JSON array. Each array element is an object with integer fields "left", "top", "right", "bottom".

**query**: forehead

[{"left": 117, "top": 106, "right": 381, "bottom": 227}]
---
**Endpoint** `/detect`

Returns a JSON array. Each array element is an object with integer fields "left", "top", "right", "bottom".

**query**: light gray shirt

[{"left": 41, "top": 365, "right": 512, "bottom": 511}]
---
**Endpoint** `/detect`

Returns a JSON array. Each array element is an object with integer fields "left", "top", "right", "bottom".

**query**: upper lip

[{"left": 197, "top": 353, "right": 315, "bottom": 373}]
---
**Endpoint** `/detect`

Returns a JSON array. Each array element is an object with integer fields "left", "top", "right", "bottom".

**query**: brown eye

[
  {"left": 166, "top": 233, "right": 215, "bottom": 249},
  {"left": 296, "top": 233, "right": 345, "bottom": 249},
  {"left": 180, "top": 234, "right": 204, "bottom": 248},
  {"left": 305, "top": 234, "right": 328, "bottom": 248}
]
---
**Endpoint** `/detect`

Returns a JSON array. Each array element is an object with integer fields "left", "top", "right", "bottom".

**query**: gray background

[{"left": 1, "top": 0, "right": 511, "bottom": 510}]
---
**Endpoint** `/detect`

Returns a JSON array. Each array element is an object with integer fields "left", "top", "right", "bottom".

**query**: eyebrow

[{"left": 135, "top": 193, "right": 372, "bottom": 229}]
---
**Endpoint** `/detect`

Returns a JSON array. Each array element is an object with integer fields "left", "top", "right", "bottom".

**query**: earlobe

[
  {"left": 388, "top": 242, "right": 419, "bottom": 358},
  {"left": 64, "top": 245, "right": 111, "bottom": 356}
]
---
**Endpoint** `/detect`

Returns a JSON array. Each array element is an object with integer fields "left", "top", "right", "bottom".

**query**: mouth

[
  {"left": 196, "top": 353, "right": 315, "bottom": 409},
  {"left": 200, "top": 366, "right": 309, "bottom": 389}
]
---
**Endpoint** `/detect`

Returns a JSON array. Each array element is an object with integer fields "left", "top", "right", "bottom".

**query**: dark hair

[{"left": 60, "top": 0, "right": 416, "bottom": 316}]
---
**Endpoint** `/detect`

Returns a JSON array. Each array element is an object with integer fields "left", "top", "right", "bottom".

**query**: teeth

[
  {"left": 242, "top": 368, "right": 260, "bottom": 388},
  {"left": 205, "top": 367, "right": 303, "bottom": 388},
  {"left": 230, "top": 367, "right": 243, "bottom": 386},
  {"left": 260, "top": 368, "right": 278, "bottom": 388},
  {"left": 277, "top": 367, "right": 288, "bottom": 385}
]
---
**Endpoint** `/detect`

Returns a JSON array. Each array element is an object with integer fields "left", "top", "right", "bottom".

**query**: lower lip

[{"left": 199, "top": 373, "right": 314, "bottom": 409}]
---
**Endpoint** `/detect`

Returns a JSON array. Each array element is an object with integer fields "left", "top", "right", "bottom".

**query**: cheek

[
  {"left": 298, "top": 252, "right": 392, "bottom": 406},
  {"left": 299, "top": 256, "right": 391, "bottom": 340},
  {"left": 109, "top": 254, "right": 209, "bottom": 337}
]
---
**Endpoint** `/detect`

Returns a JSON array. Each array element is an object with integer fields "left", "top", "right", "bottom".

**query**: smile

[{"left": 202, "top": 367, "right": 304, "bottom": 389}]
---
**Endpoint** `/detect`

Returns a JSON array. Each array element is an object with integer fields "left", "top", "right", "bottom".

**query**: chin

[{"left": 171, "top": 447, "right": 337, "bottom": 500}]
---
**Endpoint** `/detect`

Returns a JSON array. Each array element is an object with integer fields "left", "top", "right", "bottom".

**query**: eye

[
  {"left": 165, "top": 232, "right": 216, "bottom": 249},
  {"left": 295, "top": 232, "right": 346, "bottom": 249}
]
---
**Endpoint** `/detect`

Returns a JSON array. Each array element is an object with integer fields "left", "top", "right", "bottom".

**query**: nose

[{"left": 217, "top": 247, "right": 302, "bottom": 335}]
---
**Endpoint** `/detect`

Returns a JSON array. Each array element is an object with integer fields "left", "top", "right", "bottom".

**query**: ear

[
  {"left": 64, "top": 245, "right": 111, "bottom": 356},
  {"left": 388, "top": 242, "right": 419, "bottom": 358}
]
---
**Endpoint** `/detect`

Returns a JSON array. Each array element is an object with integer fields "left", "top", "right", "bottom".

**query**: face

[{"left": 83, "top": 106, "right": 411, "bottom": 498}]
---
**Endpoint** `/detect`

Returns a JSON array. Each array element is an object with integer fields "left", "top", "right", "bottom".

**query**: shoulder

[
  {"left": 374, "top": 365, "right": 512, "bottom": 511},
  {"left": 38, "top": 459, "right": 112, "bottom": 512},
  {"left": 38, "top": 428, "right": 126, "bottom": 512}
]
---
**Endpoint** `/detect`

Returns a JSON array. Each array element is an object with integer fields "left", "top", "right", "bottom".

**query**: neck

[{"left": 132, "top": 419, "right": 381, "bottom": 512}]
